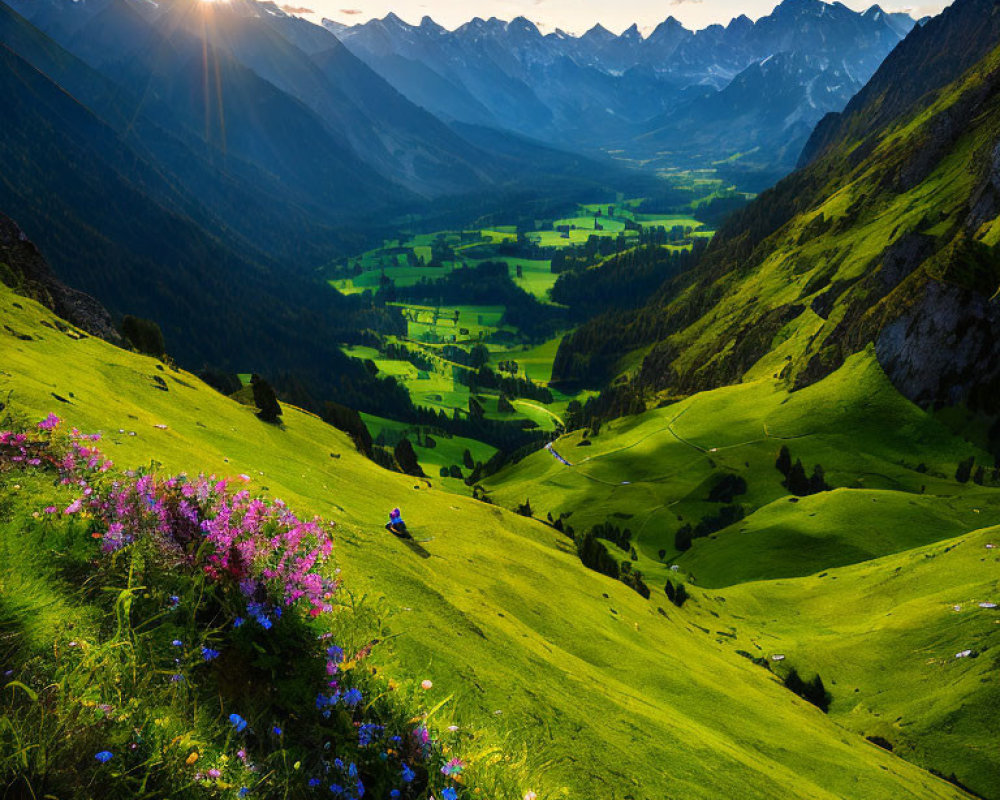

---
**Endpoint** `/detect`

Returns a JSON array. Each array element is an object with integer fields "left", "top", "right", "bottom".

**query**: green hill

[
  {"left": 704, "top": 527, "right": 1000, "bottom": 794},
  {"left": 0, "top": 282, "right": 973, "bottom": 798}
]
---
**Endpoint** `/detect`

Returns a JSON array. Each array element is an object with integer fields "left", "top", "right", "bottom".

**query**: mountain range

[
  {"left": 555, "top": 0, "right": 1000, "bottom": 424},
  {"left": 330, "top": 0, "right": 916, "bottom": 173},
  {"left": 0, "top": 0, "right": 640, "bottom": 415}
]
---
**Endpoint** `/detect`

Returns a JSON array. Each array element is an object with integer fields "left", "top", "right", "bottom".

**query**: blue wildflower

[
  {"left": 272, "top": 726, "right": 282, "bottom": 736},
  {"left": 239, "top": 789, "right": 251, "bottom": 798},
  {"left": 326, "top": 645, "right": 344, "bottom": 662},
  {"left": 258, "top": 615, "right": 273, "bottom": 631},
  {"left": 168, "top": 595, "right": 180, "bottom": 608},
  {"left": 441, "top": 789, "right": 458, "bottom": 800},
  {"left": 389, "top": 792, "right": 400, "bottom": 799},
  {"left": 233, "top": 617, "right": 244, "bottom": 628},
  {"left": 401, "top": 764, "right": 415, "bottom": 783},
  {"left": 171, "top": 639, "right": 183, "bottom": 647},
  {"left": 356, "top": 778, "right": 365, "bottom": 798},
  {"left": 94, "top": 750, "right": 113, "bottom": 763},
  {"left": 201, "top": 647, "right": 220, "bottom": 662},
  {"left": 328, "top": 784, "right": 344, "bottom": 796},
  {"left": 358, "top": 724, "right": 383, "bottom": 747},
  {"left": 342, "top": 688, "right": 362, "bottom": 708},
  {"left": 308, "top": 778, "right": 321, "bottom": 788},
  {"left": 334, "top": 758, "right": 344, "bottom": 771},
  {"left": 229, "top": 713, "right": 248, "bottom": 733},
  {"left": 170, "top": 673, "right": 184, "bottom": 683},
  {"left": 347, "top": 762, "right": 357, "bottom": 779}
]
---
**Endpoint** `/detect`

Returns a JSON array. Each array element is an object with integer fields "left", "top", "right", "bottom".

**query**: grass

[
  {"left": 361, "top": 412, "right": 497, "bottom": 485},
  {"left": 486, "top": 350, "right": 1000, "bottom": 592},
  {"left": 697, "top": 528, "right": 1000, "bottom": 794},
  {"left": 0, "top": 284, "right": 975, "bottom": 800}
]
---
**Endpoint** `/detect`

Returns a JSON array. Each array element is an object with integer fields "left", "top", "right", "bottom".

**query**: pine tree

[
  {"left": 956, "top": 456, "right": 975, "bottom": 483},
  {"left": 122, "top": 315, "right": 166, "bottom": 357},
  {"left": 785, "top": 459, "right": 810, "bottom": 495},
  {"left": 463, "top": 448, "right": 475, "bottom": 469},
  {"left": 250, "top": 374, "right": 282, "bottom": 423},
  {"left": 775, "top": 445, "right": 792, "bottom": 476},
  {"left": 393, "top": 438, "right": 424, "bottom": 477},
  {"left": 673, "top": 583, "right": 688, "bottom": 608},
  {"left": 809, "top": 464, "right": 829, "bottom": 494},
  {"left": 674, "top": 523, "right": 693, "bottom": 552}
]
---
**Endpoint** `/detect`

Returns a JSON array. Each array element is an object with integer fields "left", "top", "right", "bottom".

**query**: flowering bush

[{"left": 0, "top": 416, "right": 492, "bottom": 800}]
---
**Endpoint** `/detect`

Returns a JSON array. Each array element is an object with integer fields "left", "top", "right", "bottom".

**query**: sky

[{"left": 293, "top": 0, "right": 952, "bottom": 35}]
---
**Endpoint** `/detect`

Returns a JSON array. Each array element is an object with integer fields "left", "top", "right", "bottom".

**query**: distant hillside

[
  {"left": 554, "top": 0, "right": 1000, "bottom": 428},
  {"left": 331, "top": 0, "right": 914, "bottom": 173}
]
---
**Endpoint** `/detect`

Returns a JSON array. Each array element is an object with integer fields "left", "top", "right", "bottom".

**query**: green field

[
  {"left": 1, "top": 282, "right": 979, "bottom": 800},
  {"left": 361, "top": 412, "right": 496, "bottom": 487},
  {"left": 486, "top": 349, "right": 1000, "bottom": 590}
]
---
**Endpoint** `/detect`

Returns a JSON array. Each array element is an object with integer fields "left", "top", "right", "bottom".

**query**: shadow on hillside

[{"left": 400, "top": 539, "right": 431, "bottom": 559}]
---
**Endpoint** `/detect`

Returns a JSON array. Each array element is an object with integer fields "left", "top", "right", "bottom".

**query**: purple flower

[{"left": 38, "top": 413, "right": 60, "bottom": 431}]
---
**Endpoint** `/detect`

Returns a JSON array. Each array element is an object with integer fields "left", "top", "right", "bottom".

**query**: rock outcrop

[{"left": 0, "top": 213, "right": 123, "bottom": 345}]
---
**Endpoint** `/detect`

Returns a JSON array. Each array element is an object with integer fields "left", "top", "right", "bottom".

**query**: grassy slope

[
  {"left": 487, "top": 351, "right": 1000, "bottom": 588},
  {"left": 0, "top": 286, "right": 970, "bottom": 800},
  {"left": 697, "top": 529, "right": 1000, "bottom": 794},
  {"left": 485, "top": 350, "right": 1000, "bottom": 795}
]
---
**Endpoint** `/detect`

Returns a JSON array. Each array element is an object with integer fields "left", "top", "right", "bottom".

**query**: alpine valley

[{"left": 1, "top": 0, "right": 999, "bottom": 799}]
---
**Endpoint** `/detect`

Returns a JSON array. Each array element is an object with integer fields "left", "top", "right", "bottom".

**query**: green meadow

[{"left": 1, "top": 282, "right": 982, "bottom": 800}]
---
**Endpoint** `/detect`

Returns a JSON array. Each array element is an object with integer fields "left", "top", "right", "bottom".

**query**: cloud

[
  {"left": 339, "top": 8, "right": 363, "bottom": 14},
  {"left": 280, "top": 4, "right": 314, "bottom": 12}
]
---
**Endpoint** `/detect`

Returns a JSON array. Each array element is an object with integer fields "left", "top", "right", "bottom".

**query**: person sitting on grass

[{"left": 385, "top": 507, "right": 410, "bottom": 539}]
